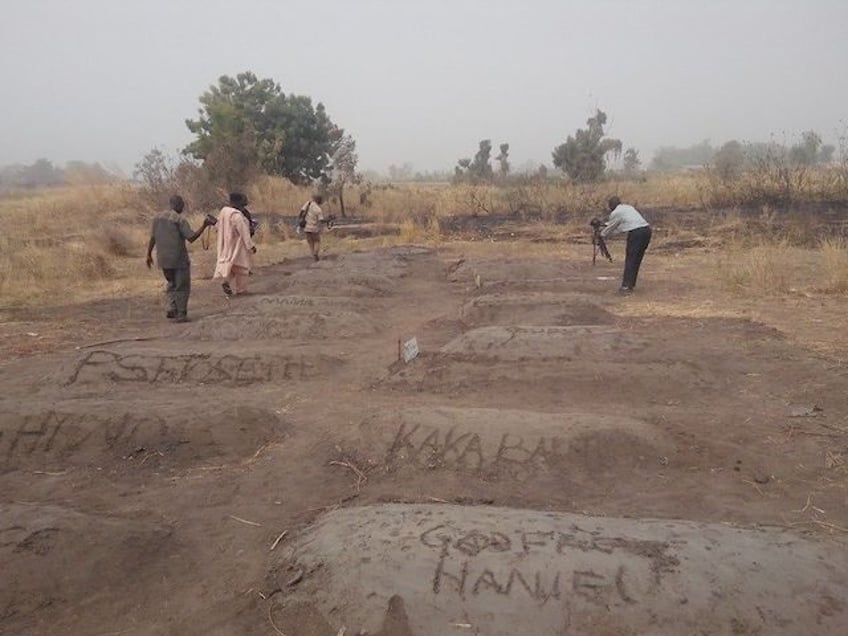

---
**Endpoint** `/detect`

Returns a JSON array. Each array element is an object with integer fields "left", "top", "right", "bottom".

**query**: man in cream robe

[{"left": 213, "top": 192, "right": 256, "bottom": 295}]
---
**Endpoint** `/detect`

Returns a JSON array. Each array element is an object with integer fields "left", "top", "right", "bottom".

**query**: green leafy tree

[
  {"left": 552, "top": 110, "right": 622, "bottom": 182},
  {"left": 184, "top": 71, "right": 342, "bottom": 186}
]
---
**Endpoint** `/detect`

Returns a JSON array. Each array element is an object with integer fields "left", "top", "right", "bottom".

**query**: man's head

[
  {"left": 229, "top": 192, "right": 248, "bottom": 208},
  {"left": 312, "top": 194, "right": 323, "bottom": 205},
  {"left": 169, "top": 195, "right": 185, "bottom": 214},
  {"left": 607, "top": 195, "right": 621, "bottom": 212}
]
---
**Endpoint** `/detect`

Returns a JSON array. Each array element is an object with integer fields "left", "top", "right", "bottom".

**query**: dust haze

[{"left": 0, "top": 0, "right": 846, "bottom": 173}]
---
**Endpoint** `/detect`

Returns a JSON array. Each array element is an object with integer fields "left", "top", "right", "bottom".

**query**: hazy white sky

[{"left": 1, "top": 0, "right": 846, "bottom": 173}]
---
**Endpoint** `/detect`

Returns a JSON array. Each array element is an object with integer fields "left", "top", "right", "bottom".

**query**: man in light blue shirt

[{"left": 600, "top": 196, "right": 652, "bottom": 293}]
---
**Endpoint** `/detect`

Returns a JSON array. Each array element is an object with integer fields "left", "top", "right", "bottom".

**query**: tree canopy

[
  {"left": 454, "top": 139, "right": 510, "bottom": 183},
  {"left": 184, "top": 71, "right": 342, "bottom": 185},
  {"left": 552, "top": 110, "right": 622, "bottom": 182}
]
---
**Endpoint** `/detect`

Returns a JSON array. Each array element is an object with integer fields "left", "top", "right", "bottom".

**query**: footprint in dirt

[{"left": 269, "top": 595, "right": 413, "bottom": 636}]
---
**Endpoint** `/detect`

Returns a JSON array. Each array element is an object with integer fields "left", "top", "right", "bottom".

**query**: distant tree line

[
  {"left": 452, "top": 109, "right": 640, "bottom": 184},
  {"left": 652, "top": 133, "right": 835, "bottom": 174},
  {"left": 0, "top": 159, "right": 117, "bottom": 189}
]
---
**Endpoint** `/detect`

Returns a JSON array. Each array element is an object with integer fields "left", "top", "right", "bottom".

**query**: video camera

[{"left": 589, "top": 217, "right": 612, "bottom": 265}]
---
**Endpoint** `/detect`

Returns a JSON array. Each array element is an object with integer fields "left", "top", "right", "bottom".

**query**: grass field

[{"left": 1, "top": 171, "right": 846, "bottom": 309}]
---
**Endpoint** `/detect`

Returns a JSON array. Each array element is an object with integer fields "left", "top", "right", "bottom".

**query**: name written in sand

[
  {"left": 387, "top": 422, "right": 567, "bottom": 477},
  {"left": 66, "top": 350, "right": 321, "bottom": 386},
  {"left": 419, "top": 523, "right": 678, "bottom": 607}
]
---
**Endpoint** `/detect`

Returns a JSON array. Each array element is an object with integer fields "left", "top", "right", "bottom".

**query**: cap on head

[
  {"left": 229, "top": 192, "right": 248, "bottom": 207},
  {"left": 169, "top": 194, "right": 185, "bottom": 213},
  {"left": 607, "top": 195, "right": 621, "bottom": 211}
]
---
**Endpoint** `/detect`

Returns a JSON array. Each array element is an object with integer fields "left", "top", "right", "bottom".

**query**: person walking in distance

[
  {"left": 298, "top": 194, "right": 326, "bottom": 261},
  {"left": 601, "top": 196, "right": 652, "bottom": 293},
  {"left": 146, "top": 194, "right": 213, "bottom": 322},
  {"left": 214, "top": 192, "right": 257, "bottom": 296}
]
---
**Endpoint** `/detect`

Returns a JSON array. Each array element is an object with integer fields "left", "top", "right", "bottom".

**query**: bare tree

[{"left": 330, "top": 134, "right": 359, "bottom": 218}]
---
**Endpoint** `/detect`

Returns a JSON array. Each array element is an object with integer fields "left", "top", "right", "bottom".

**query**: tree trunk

[{"left": 338, "top": 183, "right": 346, "bottom": 218}]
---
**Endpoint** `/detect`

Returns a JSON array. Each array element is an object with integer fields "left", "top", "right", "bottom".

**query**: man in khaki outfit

[{"left": 298, "top": 194, "right": 326, "bottom": 261}]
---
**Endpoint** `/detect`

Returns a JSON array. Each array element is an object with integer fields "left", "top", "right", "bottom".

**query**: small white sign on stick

[{"left": 402, "top": 337, "right": 419, "bottom": 363}]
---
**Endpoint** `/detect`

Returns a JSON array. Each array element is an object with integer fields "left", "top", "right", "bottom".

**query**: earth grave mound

[
  {"left": 1, "top": 503, "right": 182, "bottom": 633},
  {"left": 460, "top": 292, "right": 614, "bottom": 326},
  {"left": 179, "top": 310, "right": 376, "bottom": 340},
  {"left": 56, "top": 344, "right": 344, "bottom": 387},
  {"left": 440, "top": 325, "right": 648, "bottom": 361},
  {"left": 0, "top": 402, "right": 288, "bottom": 470},
  {"left": 359, "top": 407, "right": 670, "bottom": 481},
  {"left": 275, "top": 503, "right": 848, "bottom": 636}
]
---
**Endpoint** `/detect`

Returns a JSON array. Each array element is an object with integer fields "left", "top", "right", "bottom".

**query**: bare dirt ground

[{"left": 1, "top": 229, "right": 847, "bottom": 635}]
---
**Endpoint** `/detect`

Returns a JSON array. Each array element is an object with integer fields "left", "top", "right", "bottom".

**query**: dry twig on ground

[
  {"left": 270, "top": 530, "right": 288, "bottom": 551},
  {"left": 228, "top": 514, "right": 262, "bottom": 527},
  {"left": 329, "top": 460, "right": 368, "bottom": 491},
  {"left": 267, "top": 605, "right": 287, "bottom": 636}
]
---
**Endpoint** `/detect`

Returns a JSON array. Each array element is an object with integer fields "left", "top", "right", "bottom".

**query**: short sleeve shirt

[
  {"left": 151, "top": 210, "right": 194, "bottom": 269},
  {"left": 300, "top": 201, "right": 325, "bottom": 233}
]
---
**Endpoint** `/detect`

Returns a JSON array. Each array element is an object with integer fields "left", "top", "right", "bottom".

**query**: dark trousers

[
  {"left": 623, "top": 226, "right": 652, "bottom": 289},
  {"left": 162, "top": 267, "right": 191, "bottom": 317}
]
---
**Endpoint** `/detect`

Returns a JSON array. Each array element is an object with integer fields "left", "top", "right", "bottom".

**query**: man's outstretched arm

[{"left": 182, "top": 217, "right": 211, "bottom": 243}]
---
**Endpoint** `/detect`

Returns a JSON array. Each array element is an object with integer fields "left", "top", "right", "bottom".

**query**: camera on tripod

[{"left": 589, "top": 217, "right": 613, "bottom": 265}]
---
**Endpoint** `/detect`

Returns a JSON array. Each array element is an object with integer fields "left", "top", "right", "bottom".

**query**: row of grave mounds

[{"left": 275, "top": 253, "right": 848, "bottom": 634}]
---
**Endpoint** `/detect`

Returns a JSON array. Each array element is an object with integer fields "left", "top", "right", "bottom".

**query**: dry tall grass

[
  {"left": 715, "top": 241, "right": 795, "bottom": 294},
  {"left": 820, "top": 238, "right": 848, "bottom": 293},
  {"left": 1, "top": 170, "right": 846, "bottom": 309}
]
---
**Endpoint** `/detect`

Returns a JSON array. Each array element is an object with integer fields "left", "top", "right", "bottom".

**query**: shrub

[{"left": 97, "top": 226, "right": 136, "bottom": 257}]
